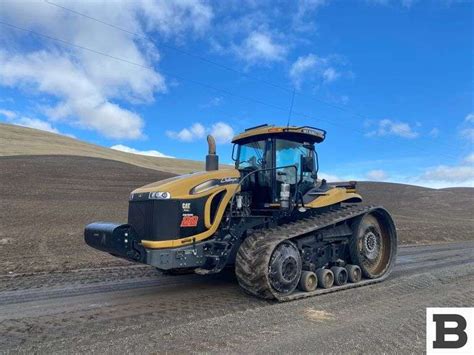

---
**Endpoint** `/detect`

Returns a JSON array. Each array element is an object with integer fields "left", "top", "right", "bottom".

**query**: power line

[
  {"left": 43, "top": 0, "right": 373, "bottom": 123},
  {"left": 0, "top": 20, "right": 462, "bottom": 161},
  {"left": 45, "top": 0, "right": 463, "bottom": 161},
  {"left": 0, "top": 20, "right": 348, "bottom": 129},
  {"left": 0, "top": 21, "right": 289, "bottom": 113}
]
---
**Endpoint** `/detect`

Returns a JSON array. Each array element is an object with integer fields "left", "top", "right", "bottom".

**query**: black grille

[
  {"left": 128, "top": 197, "right": 208, "bottom": 242},
  {"left": 128, "top": 200, "right": 155, "bottom": 241}
]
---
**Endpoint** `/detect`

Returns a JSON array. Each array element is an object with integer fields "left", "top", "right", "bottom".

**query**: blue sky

[{"left": 0, "top": 0, "right": 472, "bottom": 187}]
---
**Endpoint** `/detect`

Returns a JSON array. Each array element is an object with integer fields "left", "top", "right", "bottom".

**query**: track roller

[
  {"left": 345, "top": 264, "right": 362, "bottom": 283},
  {"left": 299, "top": 271, "right": 318, "bottom": 292},
  {"left": 316, "top": 268, "right": 334, "bottom": 289},
  {"left": 331, "top": 266, "right": 348, "bottom": 286}
]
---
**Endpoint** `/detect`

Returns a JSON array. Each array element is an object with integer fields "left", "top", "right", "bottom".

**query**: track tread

[{"left": 235, "top": 204, "right": 392, "bottom": 301}]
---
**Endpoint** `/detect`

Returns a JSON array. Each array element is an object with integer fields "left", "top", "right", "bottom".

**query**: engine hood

[{"left": 132, "top": 169, "right": 240, "bottom": 199}]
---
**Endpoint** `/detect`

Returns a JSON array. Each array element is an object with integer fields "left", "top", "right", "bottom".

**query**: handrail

[{"left": 227, "top": 164, "right": 299, "bottom": 229}]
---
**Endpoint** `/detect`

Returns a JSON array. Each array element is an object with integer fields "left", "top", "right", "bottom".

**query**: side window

[{"left": 275, "top": 139, "right": 311, "bottom": 184}]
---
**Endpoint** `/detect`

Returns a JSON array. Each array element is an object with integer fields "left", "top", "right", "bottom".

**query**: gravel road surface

[{"left": 0, "top": 242, "right": 472, "bottom": 354}]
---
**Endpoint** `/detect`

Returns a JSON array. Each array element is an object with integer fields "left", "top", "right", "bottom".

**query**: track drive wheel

[
  {"left": 349, "top": 210, "right": 397, "bottom": 279},
  {"left": 299, "top": 271, "right": 318, "bottom": 292}
]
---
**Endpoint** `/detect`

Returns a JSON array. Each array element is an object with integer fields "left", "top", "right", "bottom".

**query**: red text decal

[{"left": 180, "top": 215, "right": 199, "bottom": 227}]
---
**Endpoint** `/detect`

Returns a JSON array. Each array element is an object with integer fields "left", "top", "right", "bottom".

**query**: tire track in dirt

[{"left": 0, "top": 242, "right": 472, "bottom": 352}]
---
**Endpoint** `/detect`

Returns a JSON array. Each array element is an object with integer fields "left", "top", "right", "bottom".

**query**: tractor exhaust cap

[{"left": 206, "top": 134, "right": 219, "bottom": 171}]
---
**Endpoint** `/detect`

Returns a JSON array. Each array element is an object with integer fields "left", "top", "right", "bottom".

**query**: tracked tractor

[{"left": 85, "top": 124, "right": 397, "bottom": 301}]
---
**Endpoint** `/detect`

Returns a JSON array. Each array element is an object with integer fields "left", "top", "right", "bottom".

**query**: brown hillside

[{"left": 0, "top": 155, "right": 472, "bottom": 275}]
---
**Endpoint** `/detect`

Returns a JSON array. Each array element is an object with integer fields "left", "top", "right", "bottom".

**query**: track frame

[{"left": 235, "top": 204, "right": 397, "bottom": 301}]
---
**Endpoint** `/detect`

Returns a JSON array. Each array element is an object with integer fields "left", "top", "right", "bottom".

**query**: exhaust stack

[{"left": 206, "top": 135, "right": 219, "bottom": 171}]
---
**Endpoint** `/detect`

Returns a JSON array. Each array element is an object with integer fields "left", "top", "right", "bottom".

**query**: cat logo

[{"left": 182, "top": 202, "right": 191, "bottom": 212}]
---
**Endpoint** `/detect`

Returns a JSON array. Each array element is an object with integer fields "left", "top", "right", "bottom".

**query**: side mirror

[{"left": 301, "top": 155, "right": 315, "bottom": 173}]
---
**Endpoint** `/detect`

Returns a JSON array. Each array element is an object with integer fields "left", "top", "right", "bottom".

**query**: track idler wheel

[
  {"left": 349, "top": 209, "right": 397, "bottom": 279},
  {"left": 331, "top": 266, "right": 348, "bottom": 286},
  {"left": 316, "top": 268, "right": 334, "bottom": 289},
  {"left": 268, "top": 241, "right": 302, "bottom": 296},
  {"left": 299, "top": 271, "right": 318, "bottom": 292},
  {"left": 345, "top": 264, "right": 362, "bottom": 283}
]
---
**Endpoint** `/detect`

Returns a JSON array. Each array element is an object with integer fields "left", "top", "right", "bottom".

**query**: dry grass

[{"left": 0, "top": 123, "right": 215, "bottom": 174}]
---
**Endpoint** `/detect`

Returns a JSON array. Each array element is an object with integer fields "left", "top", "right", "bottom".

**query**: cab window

[
  {"left": 236, "top": 140, "right": 267, "bottom": 169},
  {"left": 275, "top": 139, "right": 313, "bottom": 184}
]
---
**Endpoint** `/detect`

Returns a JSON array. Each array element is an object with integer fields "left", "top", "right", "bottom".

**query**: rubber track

[{"left": 235, "top": 204, "right": 390, "bottom": 302}]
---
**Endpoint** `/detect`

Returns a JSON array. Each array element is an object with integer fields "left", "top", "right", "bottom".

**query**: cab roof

[{"left": 232, "top": 124, "right": 326, "bottom": 145}]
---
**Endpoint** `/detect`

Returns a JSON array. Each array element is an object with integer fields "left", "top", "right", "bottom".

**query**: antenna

[{"left": 287, "top": 88, "right": 296, "bottom": 127}]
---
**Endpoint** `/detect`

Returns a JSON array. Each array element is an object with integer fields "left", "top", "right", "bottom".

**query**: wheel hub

[
  {"left": 281, "top": 258, "right": 298, "bottom": 280},
  {"left": 268, "top": 242, "right": 302, "bottom": 295},
  {"left": 363, "top": 230, "right": 379, "bottom": 260}
]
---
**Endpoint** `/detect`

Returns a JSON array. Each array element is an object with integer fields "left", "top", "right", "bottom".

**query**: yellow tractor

[{"left": 85, "top": 124, "right": 397, "bottom": 301}]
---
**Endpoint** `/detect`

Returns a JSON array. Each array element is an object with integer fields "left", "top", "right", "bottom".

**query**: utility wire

[
  {"left": 43, "top": 0, "right": 373, "bottom": 123},
  {"left": 44, "top": 0, "right": 462, "bottom": 161},
  {"left": 0, "top": 20, "right": 345, "bottom": 130},
  {"left": 0, "top": 20, "right": 462, "bottom": 161}
]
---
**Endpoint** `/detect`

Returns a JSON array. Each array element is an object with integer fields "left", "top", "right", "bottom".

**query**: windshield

[{"left": 236, "top": 140, "right": 267, "bottom": 169}]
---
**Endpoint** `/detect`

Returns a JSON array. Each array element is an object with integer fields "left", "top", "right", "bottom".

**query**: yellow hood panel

[
  {"left": 305, "top": 187, "right": 362, "bottom": 208},
  {"left": 132, "top": 169, "right": 240, "bottom": 199}
]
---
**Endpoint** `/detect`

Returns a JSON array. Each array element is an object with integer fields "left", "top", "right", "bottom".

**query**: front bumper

[{"left": 84, "top": 222, "right": 207, "bottom": 270}]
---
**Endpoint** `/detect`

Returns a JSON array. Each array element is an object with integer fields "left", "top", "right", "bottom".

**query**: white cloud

[
  {"left": 210, "top": 122, "right": 235, "bottom": 144},
  {"left": 138, "top": 0, "right": 213, "bottom": 38},
  {"left": 366, "top": 169, "right": 388, "bottom": 181},
  {"left": 0, "top": 0, "right": 213, "bottom": 139},
  {"left": 464, "top": 153, "right": 474, "bottom": 164},
  {"left": 289, "top": 54, "right": 340, "bottom": 88},
  {"left": 200, "top": 96, "right": 223, "bottom": 109},
  {"left": 366, "top": 119, "right": 419, "bottom": 139},
  {"left": 0, "top": 107, "right": 75, "bottom": 137},
  {"left": 292, "top": 0, "right": 328, "bottom": 32},
  {"left": 0, "top": 109, "right": 16, "bottom": 119},
  {"left": 322, "top": 67, "right": 340, "bottom": 83},
  {"left": 166, "top": 123, "right": 206, "bottom": 142},
  {"left": 167, "top": 122, "right": 234, "bottom": 144},
  {"left": 417, "top": 153, "right": 474, "bottom": 187},
  {"left": 13, "top": 117, "right": 60, "bottom": 134},
  {"left": 234, "top": 31, "right": 286, "bottom": 64},
  {"left": 421, "top": 165, "right": 474, "bottom": 184},
  {"left": 110, "top": 144, "right": 173, "bottom": 158},
  {"left": 318, "top": 172, "right": 343, "bottom": 182},
  {"left": 459, "top": 113, "right": 474, "bottom": 142},
  {"left": 429, "top": 127, "right": 439, "bottom": 138},
  {"left": 461, "top": 128, "right": 474, "bottom": 141}
]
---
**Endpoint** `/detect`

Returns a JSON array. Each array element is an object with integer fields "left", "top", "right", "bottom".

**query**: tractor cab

[{"left": 232, "top": 124, "right": 326, "bottom": 209}]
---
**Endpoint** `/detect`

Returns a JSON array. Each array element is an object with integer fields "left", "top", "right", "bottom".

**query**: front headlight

[{"left": 148, "top": 191, "right": 171, "bottom": 200}]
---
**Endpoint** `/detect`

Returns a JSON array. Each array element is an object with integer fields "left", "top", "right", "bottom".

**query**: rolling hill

[
  {"left": 0, "top": 154, "right": 472, "bottom": 275},
  {"left": 0, "top": 123, "right": 472, "bottom": 275},
  {"left": 0, "top": 123, "right": 208, "bottom": 174}
]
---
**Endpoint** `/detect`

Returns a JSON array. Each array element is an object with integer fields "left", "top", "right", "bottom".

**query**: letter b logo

[{"left": 427, "top": 308, "right": 473, "bottom": 355}]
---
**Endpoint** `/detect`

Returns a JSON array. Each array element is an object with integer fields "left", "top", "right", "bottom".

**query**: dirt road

[{"left": 1, "top": 242, "right": 472, "bottom": 353}]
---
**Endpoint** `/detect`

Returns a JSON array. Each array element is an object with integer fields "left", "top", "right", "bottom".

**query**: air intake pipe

[{"left": 205, "top": 135, "right": 219, "bottom": 171}]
